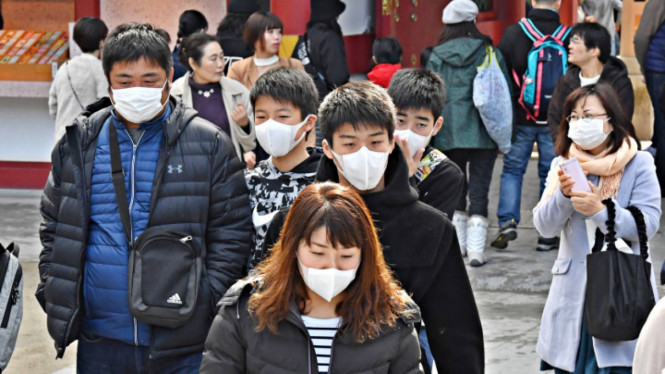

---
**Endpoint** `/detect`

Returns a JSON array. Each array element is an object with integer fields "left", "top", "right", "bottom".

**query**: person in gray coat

[
  {"left": 49, "top": 17, "right": 108, "bottom": 142},
  {"left": 534, "top": 83, "right": 661, "bottom": 372},
  {"left": 200, "top": 182, "right": 423, "bottom": 374}
]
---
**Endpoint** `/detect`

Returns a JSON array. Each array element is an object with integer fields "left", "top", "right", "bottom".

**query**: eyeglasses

[
  {"left": 570, "top": 36, "right": 584, "bottom": 45},
  {"left": 566, "top": 113, "right": 611, "bottom": 122}
]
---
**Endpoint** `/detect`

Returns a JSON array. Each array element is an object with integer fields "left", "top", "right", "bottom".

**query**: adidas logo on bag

[{"left": 167, "top": 293, "right": 182, "bottom": 305}]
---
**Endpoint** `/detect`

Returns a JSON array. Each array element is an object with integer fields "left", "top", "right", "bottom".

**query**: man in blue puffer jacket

[
  {"left": 35, "top": 23, "right": 252, "bottom": 373},
  {"left": 635, "top": 0, "right": 665, "bottom": 196}
]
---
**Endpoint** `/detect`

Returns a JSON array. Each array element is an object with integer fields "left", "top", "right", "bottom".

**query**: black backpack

[{"left": 292, "top": 33, "right": 333, "bottom": 101}]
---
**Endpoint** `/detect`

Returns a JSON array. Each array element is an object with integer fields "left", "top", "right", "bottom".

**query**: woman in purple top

[{"left": 171, "top": 33, "right": 257, "bottom": 168}]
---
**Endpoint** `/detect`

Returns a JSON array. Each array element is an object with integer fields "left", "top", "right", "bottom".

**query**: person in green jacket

[{"left": 426, "top": 0, "right": 510, "bottom": 267}]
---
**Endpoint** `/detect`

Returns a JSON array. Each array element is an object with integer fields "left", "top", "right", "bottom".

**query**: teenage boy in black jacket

[
  {"left": 265, "top": 82, "right": 484, "bottom": 373},
  {"left": 387, "top": 68, "right": 465, "bottom": 220},
  {"left": 493, "top": 0, "right": 570, "bottom": 252}
]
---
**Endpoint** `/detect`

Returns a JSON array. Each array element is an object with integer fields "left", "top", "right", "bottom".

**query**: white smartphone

[{"left": 559, "top": 157, "right": 591, "bottom": 193}]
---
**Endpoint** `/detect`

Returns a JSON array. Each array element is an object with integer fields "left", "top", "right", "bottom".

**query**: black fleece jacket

[
  {"left": 547, "top": 56, "right": 634, "bottom": 141},
  {"left": 263, "top": 150, "right": 484, "bottom": 373}
]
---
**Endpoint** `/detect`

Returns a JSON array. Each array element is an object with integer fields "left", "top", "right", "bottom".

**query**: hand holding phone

[{"left": 559, "top": 157, "right": 591, "bottom": 193}]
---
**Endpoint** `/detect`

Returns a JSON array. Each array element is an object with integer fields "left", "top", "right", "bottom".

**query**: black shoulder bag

[
  {"left": 584, "top": 199, "right": 656, "bottom": 341},
  {"left": 108, "top": 123, "right": 202, "bottom": 328}
]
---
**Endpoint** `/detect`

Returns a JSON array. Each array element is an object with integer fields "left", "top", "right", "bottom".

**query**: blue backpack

[{"left": 514, "top": 18, "right": 570, "bottom": 124}]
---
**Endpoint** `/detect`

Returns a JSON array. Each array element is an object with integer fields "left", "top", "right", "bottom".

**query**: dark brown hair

[
  {"left": 243, "top": 11, "right": 283, "bottom": 52},
  {"left": 437, "top": 21, "right": 493, "bottom": 46},
  {"left": 555, "top": 83, "right": 638, "bottom": 156},
  {"left": 248, "top": 182, "right": 409, "bottom": 342}
]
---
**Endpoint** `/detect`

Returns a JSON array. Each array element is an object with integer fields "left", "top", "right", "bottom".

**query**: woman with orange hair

[{"left": 200, "top": 182, "right": 422, "bottom": 373}]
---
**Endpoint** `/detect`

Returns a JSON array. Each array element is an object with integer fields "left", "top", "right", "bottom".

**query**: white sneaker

[
  {"left": 467, "top": 215, "right": 489, "bottom": 267},
  {"left": 452, "top": 211, "right": 468, "bottom": 257},
  {"left": 468, "top": 251, "right": 486, "bottom": 267}
]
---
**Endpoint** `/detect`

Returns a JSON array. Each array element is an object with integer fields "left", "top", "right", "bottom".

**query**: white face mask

[
  {"left": 394, "top": 128, "right": 433, "bottom": 158},
  {"left": 298, "top": 258, "right": 358, "bottom": 302},
  {"left": 329, "top": 145, "right": 390, "bottom": 191},
  {"left": 111, "top": 80, "right": 168, "bottom": 124},
  {"left": 255, "top": 115, "right": 311, "bottom": 157},
  {"left": 568, "top": 118, "right": 611, "bottom": 150}
]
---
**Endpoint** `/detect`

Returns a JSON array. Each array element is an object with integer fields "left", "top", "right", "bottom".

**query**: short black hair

[
  {"left": 244, "top": 11, "right": 283, "bottom": 51},
  {"left": 217, "top": 13, "right": 250, "bottom": 40},
  {"left": 570, "top": 22, "right": 611, "bottom": 64},
  {"left": 177, "top": 10, "right": 208, "bottom": 40},
  {"left": 388, "top": 68, "right": 446, "bottom": 120},
  {"left": 180, "top": 33, "right": 219, "bottom": 72},
  {"left": 73, "top": 17, "right": 108, "bottom": 53},
  {"left": 102, "top": 23, "right": 173, "bottom": 81},
  {"left": 250, "top": 67, "right": 319, "bottom": 119},
  {"left": 372, "top": 37, "right": 402, "bottom": 64},
  {"left": 319, "top": 81, "right": 396, "bottom": 146}
]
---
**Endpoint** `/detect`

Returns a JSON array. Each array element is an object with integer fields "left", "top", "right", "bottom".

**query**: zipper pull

[
  {"left": 180, "top": 236, "right": 193, "bottom": 244},
  {"left": 10, "top": 286, "right": 19, "bottom": 304}
]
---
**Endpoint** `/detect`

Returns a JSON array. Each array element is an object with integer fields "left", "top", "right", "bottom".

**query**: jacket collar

[
  {"left": 70, "top": 96, "right": 198, "bottom": 149},
  {"left": 527, "top": 8, "right": 561, "bottom": 22},
  {"left": 315, "top": 148, "right": 420, "bottom": 213},
  {"left": 563, "top": 56, "right": 628, "bottom": 88}
]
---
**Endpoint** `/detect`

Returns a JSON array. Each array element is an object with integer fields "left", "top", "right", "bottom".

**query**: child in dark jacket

[
  {"left": 387, "top": 68, "right": 465, "bottom": 219},
  {"left": 245, "top": 67, "right": 322, "bottom": 268},
  {"left": 367, "top": 36, "right": 403, "bottom": 88}
]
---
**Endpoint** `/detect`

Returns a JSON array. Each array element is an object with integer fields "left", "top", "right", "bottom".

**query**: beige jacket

[
  {"left": 633, "top": 297, "right": 665, "bottom": 374},
  {"left": 171, "top": 73, "right": 256, "bottom": 159},
  {"left": 227, "top": 56, "right": 304, "bottom": 90}
]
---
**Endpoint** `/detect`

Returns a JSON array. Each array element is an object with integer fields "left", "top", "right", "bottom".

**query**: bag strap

[
  {"left": 64, "top": 61, "right": 85, "bottom": 111},
  {"left": 626, "top": 206, "right": 649, "bottom": 260},
  {"left": 108, "top": 123, "right": 132, "bottom": 244},
  {"left": 518, "top": 18, "right": 544, "bottom": 42},
  {"left": 599, "top": 198, "right": 618, "bottom": 252},
  {"left": 553, "top": 25, "right": 571, "bottom": 43}
]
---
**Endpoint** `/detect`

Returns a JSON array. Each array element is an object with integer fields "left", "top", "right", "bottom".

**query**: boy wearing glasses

[{"left": 548, "top": 22, "right": 634, "bottom": 142}]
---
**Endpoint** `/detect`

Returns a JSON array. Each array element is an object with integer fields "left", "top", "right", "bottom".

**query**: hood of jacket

[
  {"left": 73, "top": 95, "right": 198, "bottom": 149},
  {"left": 310, "top": 0, "right": 345, "bottom": 22},
  {"left": 562, "top": 56, "right": 629, "bottom": 89},
  {"left": 431, "top": 37, "right": 486, "bottom": 68},
  {"left": 315, "top": 148, "right": 420, "bottom": 214}
]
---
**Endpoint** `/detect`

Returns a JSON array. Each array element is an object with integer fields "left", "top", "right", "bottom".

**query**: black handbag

[
  {"left": 108, "top": 123, "right": 202, "bottom": 328},
  {"left": 584, "top": 198, "right": 656, "bottom": 341}
]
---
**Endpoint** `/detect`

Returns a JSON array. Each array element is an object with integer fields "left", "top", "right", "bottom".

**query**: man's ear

[
  {"left": 322, "top": 139, "right": 334, "bottom": 160},
  {"left": 432, "top": 116, "right": 444, "bottom": 136},
  {"left": 591, "top": 47, "right": 601, "bottom": 59},
  {"left": 168, "top": 67, "right": 174, "bottom": 83},
  {"left": 302, "top": 114, "right": 317, "bottom": 141},
  {"left": 304, "top": 114, "right": 317, "bottom": 132}
]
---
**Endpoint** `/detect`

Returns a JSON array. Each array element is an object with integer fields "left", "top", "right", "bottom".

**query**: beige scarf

[{"left": 541, "top": 138, "right": 638, "bottom": 201}]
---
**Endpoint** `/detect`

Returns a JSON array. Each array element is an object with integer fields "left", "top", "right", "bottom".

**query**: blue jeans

[
  {"left": 497, "top": 125, "right": 555, "bottom": 226},
  {"left": 77, "top": 332, "right": 202, "bottom": 374},
  {"left": 419, "top": 329, "right": 434, "bottom": 371},
  {"left": 645, "top": 71, "right": 665, "bottom": 194}
]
